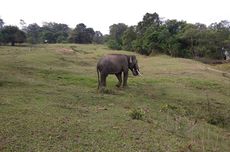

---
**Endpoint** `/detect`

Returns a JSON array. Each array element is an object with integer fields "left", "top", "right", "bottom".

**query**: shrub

[{"left": 129, "top": 108, "right": 145, "bottom": 120}]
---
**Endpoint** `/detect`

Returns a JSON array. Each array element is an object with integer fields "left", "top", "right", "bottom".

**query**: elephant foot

[
  {"left": 122, "top": 85, "right": 128, "bottom": 88},
  {"left": 98, "top": 86, "right": 106, "bottom": 93}
]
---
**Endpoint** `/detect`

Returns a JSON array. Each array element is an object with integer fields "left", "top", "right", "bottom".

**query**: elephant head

[{"left": 128, "top": 55, "right": 142, "bottom": 76}]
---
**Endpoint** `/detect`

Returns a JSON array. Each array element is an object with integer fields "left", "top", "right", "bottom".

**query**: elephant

[{"left": 97, "top": 54, "right": 141, "bottom": 89}]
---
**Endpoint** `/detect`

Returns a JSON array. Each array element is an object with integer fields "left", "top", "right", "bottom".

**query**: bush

[
  {"left": 207, "top": 110, "right": 230, "bottom": 128},
  {"left": 107, "top": 39, "right": 122, "bottom": 50},
  {"left": 129, "top": 108, "right": 145, "bottom": 120}
]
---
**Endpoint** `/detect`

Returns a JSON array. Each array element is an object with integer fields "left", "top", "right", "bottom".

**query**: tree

[
  {"left": 0, "top": 18, "right": 4, "bottom": 44},
  {"left": 207, "top": 21, "right": 230, "bottom": 58},
  {"left": 0, "top": 18, "right": 4, "bottom": 29},
  {"left": 15, "top": 30, "right": 26, "bottom": 44},
  {"left": 20, "top": 19, "right": 27, "bottom": 32},
  {"left": 42, "top": 31, "right": 56, "bottom": 43},
  {"left": 69, "top": 23, "right": 95, "bottom": 44},
  {"left": 84, "top": 28, "right": 95, "bottom": 43},
  {"left": 122, "top": 26, "right": 137, "bottom": 51},
  {"left": 178, "top": 24, "right": 199, "bottom": 58},
  {"left": 41, "top": 22, "right": 70, "bottom": 43},
  {"left": 141, "top": 26, "right": 163, "bottom": 55},
  {"left": 108, "top": 23, "right": 128, "bottom": 50},
  {"left": 136, "top": 12, "right": 161, "bottom": 35},
  {"left": 1, "top": 26, "right": 26, "bottom": 46},
  {"left": 129, "top": 12, "right": 162, "bottom": 55},
  {"left": 165, "top": 20, "right": 186, "bottom": 35},
  {"left": 26, "top": 23, "right": 41, "bottom": 44},
  {"left": 162, "top": 20, "right": 187, "bottom": 57},
  {"left": 93, "top": 31, "right": 104, "bottom": 44}
]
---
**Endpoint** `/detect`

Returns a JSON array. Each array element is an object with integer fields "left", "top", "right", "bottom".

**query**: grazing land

[{"left": 0, "top": 44, "right": 229, "bottom": 151}]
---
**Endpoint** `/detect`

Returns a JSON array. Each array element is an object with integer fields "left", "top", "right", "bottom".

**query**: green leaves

[
  {"left": 1, "top": 25, "right": 26, "bottom": 46},
  {"left": 106, "top": 12, "right": 230, "bottom": 60},
  {"left": 107, "top": 23, "right": 128, "bottom": 50}
]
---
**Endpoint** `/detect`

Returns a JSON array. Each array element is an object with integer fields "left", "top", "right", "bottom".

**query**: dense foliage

[
  {"left": 0, "top": 25, "right": 26, "bottom": 46},
  {"left": 0, "top": 18, "right": 104, "bottom": 45},
  {"left": 1, "top": 12, "right": 230, "bottom": 59},
  {"left": 107, "top": 13, "right": 230, "bottom": 59},
  {"left": 68, "top": 23, "right": 95, "bottom": 44}
]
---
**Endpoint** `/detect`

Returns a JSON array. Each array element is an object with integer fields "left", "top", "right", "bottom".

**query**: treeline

[
  {"left": 0, "top": 18, "right": 104, "bottom": 46},
  {"left": 1, "top": 12, "right": 230, "bottom": 60},
  {"left": 107, "top": 12, "right": 230, "bottom": 59}
]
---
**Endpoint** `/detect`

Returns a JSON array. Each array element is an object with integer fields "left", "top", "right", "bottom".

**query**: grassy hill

[{"left": 0, "top": 44, "right": 229, "bottom": 152}]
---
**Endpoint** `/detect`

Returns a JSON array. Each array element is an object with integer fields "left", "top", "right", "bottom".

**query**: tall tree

[
  {"left": 136, "top": 12, "right": 161, "bottom": 35},
  {"left": 69, "top": 23, "right": 95, "bottom": 44},
  {"left": 0, "top": 18, "right": 4, "bottom": 44},
  {"left": 1, "top": 26, "right": 26, "bottom": 46},
  {"left": 108, "top": 23, "right": 128, "bottom": 50},
  {"left": 163, "top": 20, "right": 187, "bottom": 57},
  {"left": 41, "top": 22, "right": 70, "bottom": 43},
  {"left": 0, "top": 18, "right": 4, "bottom": 29},
  {"left": 122, "top": 26, "right": 137, "bottom": 51},
  {"left": 15, "top": 30, "right": 26, "bottom": 44},
  {"left": 84, "top": 28, "right": 95, "bottom": 43},
  {"left": 71, "top": 23, "right": 87, "bottom": 43},
  {"left": 20, "top": 19, "right": 27, "bottom": 32},
  {"left": 131, "top": 12, "right": 162, "bottom": 54},
  {"left": 26, "top": 23, "right": 41, "bottom": 44},
  {"left": 178, "top": 24, "right": 199, "bottom": 57},
  {"left": 93, "top": 31, "right": 104, "bottom": 44}
]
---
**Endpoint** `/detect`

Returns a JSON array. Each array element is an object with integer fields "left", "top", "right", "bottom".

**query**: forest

[{"left": 1, "top": 12, "right": 230, "bottom": 59}]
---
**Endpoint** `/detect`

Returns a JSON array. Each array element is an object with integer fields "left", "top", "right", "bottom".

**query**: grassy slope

[{"left": 0, "top": 44, "right": 229, "bottom": 152}]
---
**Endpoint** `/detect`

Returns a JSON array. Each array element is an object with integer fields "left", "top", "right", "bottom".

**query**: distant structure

[{"left": 224, "top": 50, "right": 230, "bottom": 60}]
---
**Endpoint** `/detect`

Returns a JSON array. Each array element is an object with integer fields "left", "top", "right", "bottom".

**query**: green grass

[{"left": 0, "top": 44, "right": 230, "bottom": 151}]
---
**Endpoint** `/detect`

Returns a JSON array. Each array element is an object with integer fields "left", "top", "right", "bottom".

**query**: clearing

[{"left": 0, "top": 44, "right": 229, "bottom": 151}]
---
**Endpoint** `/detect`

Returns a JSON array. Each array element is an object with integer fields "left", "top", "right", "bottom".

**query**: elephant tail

[{"left": 97, "top": 67, "right": 100, "bottom": 89}]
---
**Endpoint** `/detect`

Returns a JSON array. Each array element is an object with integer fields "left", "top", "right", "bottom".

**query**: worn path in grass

[{"left": 0, "top": 44, "right": 229, "bottom": 151}]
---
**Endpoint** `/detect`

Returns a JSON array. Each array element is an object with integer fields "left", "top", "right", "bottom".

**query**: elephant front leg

[
  {"left": 115, "top": 73, "right": 122, "bottom": 87},
  {"left": 123, "top": 71, "right": 128, "bottom": 87}
]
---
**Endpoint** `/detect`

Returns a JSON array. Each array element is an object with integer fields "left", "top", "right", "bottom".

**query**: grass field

[{"left": 0, "top": 44, "right": 230, "bottom": 151}]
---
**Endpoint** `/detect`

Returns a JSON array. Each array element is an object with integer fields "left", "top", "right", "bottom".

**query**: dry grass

[{"left": 0, "top": 44, "right": 229, "bottom": 151}]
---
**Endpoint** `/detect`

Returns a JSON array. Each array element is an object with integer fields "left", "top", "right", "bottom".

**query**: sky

[{"left": 1, "top": 0, "right": 230, "bottom": 34}]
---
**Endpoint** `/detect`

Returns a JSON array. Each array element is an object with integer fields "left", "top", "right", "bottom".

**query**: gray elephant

[{"left": 97, "top": 54, "right": 141, "bottom": 88}]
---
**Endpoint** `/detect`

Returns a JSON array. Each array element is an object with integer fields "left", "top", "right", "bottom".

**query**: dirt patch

[
  {"left": 57, "top": 48, "right": 74, "bottom": 54},
  {"left": 195, "top": 58, "right": 230, "bottom": 64},
  {"left": 206, "top": 67, "right": 230, "bottom": 78}
]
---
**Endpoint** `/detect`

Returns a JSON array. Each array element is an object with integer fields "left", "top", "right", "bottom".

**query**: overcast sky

[{"left": 1, "top": 0, "right": 229, "bottom": 34}]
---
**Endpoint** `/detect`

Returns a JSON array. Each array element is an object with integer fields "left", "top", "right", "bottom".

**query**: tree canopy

[
  {"left": 107, "top": 12, "right": 230, "bottom": 59},
  {"left": 107, "top": 23, "right": 128, "bottom": 50},
  {"left": 1, "top": 13, "right": 230, "bottom": 60},
  {"left": 68, "top": 23, "right": 95, "bottom": 44},
  {"left": 1, "top": 25, "right": 26, "bottom": 46},
  {"left": 0, "top": 18, "right": 104, "bottom": 45}
]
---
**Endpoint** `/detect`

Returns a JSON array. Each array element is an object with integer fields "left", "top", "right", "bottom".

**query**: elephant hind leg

[
  {"left": 100, "top": 73, "right": 107, "bottom": 87},
  {"left": 115, "top": 73, "right": 122, "bottom": 87}
]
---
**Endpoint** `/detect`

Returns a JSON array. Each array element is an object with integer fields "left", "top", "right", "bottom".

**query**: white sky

[{"left": 0, "top": 0, "right": 229, "bottom": 34}]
